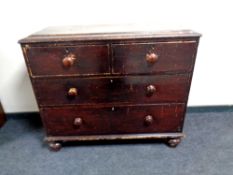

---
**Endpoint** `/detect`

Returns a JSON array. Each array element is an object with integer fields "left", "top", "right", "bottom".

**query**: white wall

[{"left": 0, "top": 0, "right": 233, "bottom": 113}]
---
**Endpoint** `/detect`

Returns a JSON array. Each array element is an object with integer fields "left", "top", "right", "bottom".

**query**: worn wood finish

[
  {"left": 19, "top": 25, "right": 201, "bottom": 150},
  {"left": 45, "top": 133, "right": 185, "bottom": 142},
  {"left": 33, "top": 74, "right": 190, "bottom": 106},
  {"left": 112, "top": 41, "right": 197, "bottom": 74},
  {"left": 41, "top": 104, "right": 185, "bottom": 136},
  {"left": 46, "top": 133, "right": 185, "bottom": 150},
  {"left": 18, "top": 25, "right": 201, "bottom": 43},
  {"left": 25, "top": 44, "right": 109, "bottom": 76}
]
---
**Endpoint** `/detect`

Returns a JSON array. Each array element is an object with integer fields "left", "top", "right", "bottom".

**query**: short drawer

[
  {"left": 112, "top": 41, "right": 198, "bottom": 74},
  {"left": 25, "top": 44, "right": 109, "bottom": 76},
  {"left": 33, "top": 74, "right": 190, "bottom": 106},
  {"left": 41, "top": 104, "right": 185, "bottom": 136}
]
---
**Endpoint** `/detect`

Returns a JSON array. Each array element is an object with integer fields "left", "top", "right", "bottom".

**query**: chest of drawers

[{"left": 19, "top": 25, "right": 201, "bottom": 151}]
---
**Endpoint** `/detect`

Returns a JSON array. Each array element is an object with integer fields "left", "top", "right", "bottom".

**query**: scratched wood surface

[
  {"left": 33, "top": 74, "right": 191, "bottom": 106},
  {"left": 19, "top": 24, "right": 201, "bottom": 43},
  {"left": 42, "top": 104, "right": 185, "bottom": 136},
  {"left": 25, "top": 44, "right": 110, "bottom": 76},
  {"left": 112, "top": 41, "right": 198, "bottom": 74}
]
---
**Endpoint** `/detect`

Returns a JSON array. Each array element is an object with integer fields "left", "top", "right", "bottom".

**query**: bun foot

[
  {"left": 167, "top": 138, "right": 181, "bottom": 148},
  {"left": 49, "top": 142, "right": 62, "bottom": 151}
]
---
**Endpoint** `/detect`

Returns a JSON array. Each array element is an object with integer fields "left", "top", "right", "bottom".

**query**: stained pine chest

[{"left": 19, "top": 25, "right": 201, "bottom": 151}]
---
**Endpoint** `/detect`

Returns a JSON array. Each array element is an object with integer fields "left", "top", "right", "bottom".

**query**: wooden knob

[
  {"left": 62, "top": 54, "right": 76, "bottom": 67},
  {"left": 68, "top": 88, "right": 78, "bottom": 97},
  {"left": 146, "top": 85, "right": 156, "bottom": 96},
  {"left": 74, "top": 117, "right": 82, "bottom": 127},
  {"left": 146, "top": 53, "right": 158, "bottom": 64},
  {"left": 144, "top": 115, "right": 153, "bottom": 125}
]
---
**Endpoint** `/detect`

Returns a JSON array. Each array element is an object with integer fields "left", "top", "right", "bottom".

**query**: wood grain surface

[{"left": 33, "top": 74, "right": 191, "bottom": 106}]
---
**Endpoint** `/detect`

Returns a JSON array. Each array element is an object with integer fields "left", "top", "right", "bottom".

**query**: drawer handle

[
  {"left": 146, "top": 52, "right": 158, "bottom": 64},
  {"left": 68, "top": 88, "right": 78, "bottom": 97},
  {"left": 144, "top": 115, "right": 153, "bottom": 125},
  {"left": 62, "top": 54, "right": 76, "bottom": 67},
  {"left": 74, "top": 117, "right": 82, "bottom": 127},
  {"left": 146, "top": 85, "right": 156, "bottom": 96}
]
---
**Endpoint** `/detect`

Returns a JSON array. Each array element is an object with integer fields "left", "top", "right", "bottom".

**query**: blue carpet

[{"left": 0, "top": 109, "right": 233, "bottom": 175}]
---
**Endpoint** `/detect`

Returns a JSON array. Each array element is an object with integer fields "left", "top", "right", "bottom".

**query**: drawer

[
  {"left": 25, "top": 45, "right": 109, "bottom": 76},
  {"left": 41, "top": 104, "right": 185, "bottom": 136},
  {"left": 112, "top": 41, "right": 198, "bottom": 74},
  {"left": 33, "top": 74, "right": 190, "bottom": 106}
]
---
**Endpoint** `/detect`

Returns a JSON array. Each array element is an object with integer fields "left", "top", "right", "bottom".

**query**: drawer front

[
  {"left": 112, "top": 41, "right": 197, "bottom": 74},
  {"left": 26, "top": 45, "right": 109, "bottom": 76},
  {"left": 34, "top": 75, "right": 190, "bottom": 106},
  {"left": 41, "top": 104, "right": 185, "bottom": 136}
]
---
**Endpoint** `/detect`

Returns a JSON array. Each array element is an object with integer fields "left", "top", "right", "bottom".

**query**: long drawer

[
  {"left": 33, "top": 74, "right": 191, "bottom": 106},
  {"left": 41, "top": 104, "right": 185, "bottom": 136}
]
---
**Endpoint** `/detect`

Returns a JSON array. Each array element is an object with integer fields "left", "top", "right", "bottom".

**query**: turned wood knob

[
  {"left": 62, "top": 54, "right": 76, "bottom": 67},
  {"left": 68, "top": 88, "right": 78, "bottom": 97},
  {"left": 146, "top": 53, "right": 158, "bottom": 64},
  {"left": 146, "top": 85, "right": 156, "bottom": 96},
  {"left": 74, "top": 117, "right": 82, "bottom": 127},
  {"left": 144, "top": 115, "right": 153, "bottom": 125}
]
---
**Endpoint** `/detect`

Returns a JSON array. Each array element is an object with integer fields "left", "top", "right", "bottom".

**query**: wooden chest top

[{"left": 19, "top": 24, "right": 201, "bottom": 43}]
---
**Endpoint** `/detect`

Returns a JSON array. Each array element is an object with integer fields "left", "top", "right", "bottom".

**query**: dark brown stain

[
  {"left": 41, "top": 104, "right": 185, "bottom": 136},
  {"left": 33, "top": 74, "right": 191, "bottom": 106},
  {"left": 26, "top": 44, "right": 110, "bottom": 76},
  {"left": 112, "top": 41, "right": 198, "bottom": 74}
]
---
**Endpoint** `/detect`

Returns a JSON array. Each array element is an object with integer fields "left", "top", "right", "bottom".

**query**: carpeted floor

[{"left": 0, "top": 107, "right": 233, "bottom": 175}]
